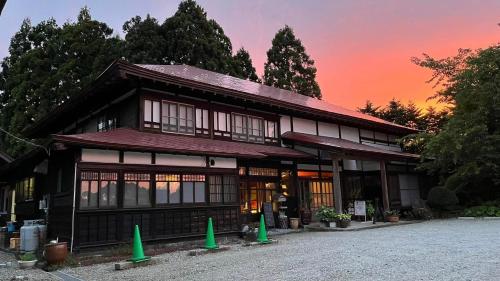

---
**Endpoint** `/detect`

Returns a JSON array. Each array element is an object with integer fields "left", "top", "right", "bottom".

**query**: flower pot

[
  {"left": 386, "top": 215, "right": 400, "bottom": 223},
  {"left": 300, "top": 209, "right": 312, "bottom": 225},
  {"left": 44, "top": 242, "right": 68, "bottom": 265},
  {"left": 336, "top": 220, "right": 351, "bottom": 228},
  {"left": 321, "top": 221, "right": 334, "bottom": 228},
  {"left": 18, "top": 259, "right": 37, "bottom": 269},
  {"left": 289, "top": 218, "right": 300, "bottom": 229}
]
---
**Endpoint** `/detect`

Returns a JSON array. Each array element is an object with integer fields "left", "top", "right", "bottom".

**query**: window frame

[
  {"left": 161, "top": 100, "right": 195, "bottom": 135},
  {"left": 143, "top": 99, "right": 161, "bottom": 129},
  {"left": 231, "top": 113, "right": 265, "bottom": 143},
  {"left": 79, "top": 171, "right": 118, "bottom": 210},
  {"left": 123, "top": 172, "right": 152, "bottom": 208}
]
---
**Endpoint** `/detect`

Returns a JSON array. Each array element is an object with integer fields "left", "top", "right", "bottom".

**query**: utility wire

[{"left": 0, "top": 127, "right": 49, "bottom": 155}]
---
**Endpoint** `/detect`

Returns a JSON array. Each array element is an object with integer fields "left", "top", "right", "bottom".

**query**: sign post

[{"left": 354, "top": 200, "right": 367, "bottom": 222}]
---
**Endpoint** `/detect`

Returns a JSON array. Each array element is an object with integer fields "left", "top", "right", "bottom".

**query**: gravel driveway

[{"left": 2, "top": 219, "right": 500, "bottom": 280}]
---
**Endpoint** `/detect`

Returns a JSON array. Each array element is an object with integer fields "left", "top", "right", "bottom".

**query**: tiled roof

[
  {"left": 136, "top": 64, "right": 415, "bottom": 133},
  {"left": 281, "top": 131, "right": 420, "bottom": 160},
  {"left": 53, "top": 128, "right": 312, "bottom": 159}
]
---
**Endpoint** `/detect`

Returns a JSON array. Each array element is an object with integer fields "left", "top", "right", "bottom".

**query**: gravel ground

[
  {"left": 2, "top": 219, "right": 500, "bottom": 281},
  {"left": 0, "top": 250, "right": 54, "bottom": 280}
]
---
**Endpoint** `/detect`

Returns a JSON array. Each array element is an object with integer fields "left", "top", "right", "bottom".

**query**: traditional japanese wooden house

[{"left": 0, "top": 60, "right": 423, "bottom": 251}]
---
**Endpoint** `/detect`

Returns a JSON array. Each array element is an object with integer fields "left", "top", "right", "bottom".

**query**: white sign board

[{"left": 354, "top": 200, "right": 366, "bottom": 216}]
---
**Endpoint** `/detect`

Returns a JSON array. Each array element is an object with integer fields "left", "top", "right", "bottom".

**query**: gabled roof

[
  {"left": 282, "top": 131, "right": 419, "bottom": 161},
  {"left": 25, "top": 60, "right": 418, "bottom": 137},
  {"left": 52, "top": 128, "right": 312, "bottom": 160},
  {"left": 135, "top": 64, "right": 416, "bottom": 134}
]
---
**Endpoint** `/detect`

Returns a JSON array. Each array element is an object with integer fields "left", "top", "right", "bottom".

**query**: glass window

[
  {"left": 144, "top": 99, "right": 160, "bottom": 129},
  {"left": 162, "top": 101, "right": 194, "bottom": 134},
  {"left": 155, "top": 174, "right": 181, "bottom": 205},
  {"left": 182, "top": 182, "right": 194, "bottom": 203},
  {"left": 169, "top": 182, "right": 181, "bottom": 204},
  {"left": 124, "top": 173, "right": 151, "bottom": 207},
  {"left": 144, "top": 100, "right": 152, "bottom": 122},
  {"left": 265, "top": 120, "right": 278, "bottom": 140},
  {"left": 209, "top": 176, "right": 223, "bottom": 203},
  {"left": 181, "top": 175, "right": 205, "bottom": 203},
  {"left": 80, "top": 171, "right": 117, "bottom": 209},
  {"left": 209, "top": 175, "right": 237, "bottom": 204}
]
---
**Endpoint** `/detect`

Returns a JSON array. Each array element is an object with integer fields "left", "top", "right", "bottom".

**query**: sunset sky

[{"left": 1, "top": 0, "right": 499, "bottom": 111}]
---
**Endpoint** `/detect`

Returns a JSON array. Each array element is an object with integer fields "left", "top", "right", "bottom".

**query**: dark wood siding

[{"left": 76, "top": 205, "right": 239, "bottom": 248}]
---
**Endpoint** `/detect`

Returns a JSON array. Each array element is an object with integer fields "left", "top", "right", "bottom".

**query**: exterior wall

[
  {"left": 81, "top": 149, "right": 120, "bottom": 163},
  {"left": 339, "top": 125, "right": 360, "bottom": 142},
  {"left": 280, "top": 115, "right": 291, "bottom": 135},
  {"left": 318, "top": 122, "right": 340, "bottom": 138},
  {"left": 292, "top": 117, "right": 316, "bottom": 134}
]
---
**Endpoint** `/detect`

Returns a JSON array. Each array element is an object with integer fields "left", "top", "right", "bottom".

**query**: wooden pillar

[
  {"left": 380, "top": 160, "right": 390, "bottom": 210},
  {"left": 332, "top": 157, "right": 343, "bottom": 213}
]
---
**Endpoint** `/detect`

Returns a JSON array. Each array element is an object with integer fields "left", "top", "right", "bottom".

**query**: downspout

[{"left": 70, "top": 161, "right": 77, "bottom": 253}]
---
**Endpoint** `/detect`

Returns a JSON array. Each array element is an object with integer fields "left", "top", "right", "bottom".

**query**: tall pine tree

[
  {"left": 263, "top": 25, "right": 321, "bottom": 98},
  {"left": 161, "top": 0, "right": 233, "bottom": 73},
  {"left": 230, "top": 48, "right": 260, "bottom": 82}
]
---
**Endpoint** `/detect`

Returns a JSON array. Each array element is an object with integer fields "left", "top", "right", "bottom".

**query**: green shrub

[
  {"left": 463, "top": 205, "right": 500, "bottom": 217},
  {"left": 427, "top": 186, "right": 459, "bottom": 210},
  {"left": 315, "top": 206, "right": 337, "bottom": 222}
]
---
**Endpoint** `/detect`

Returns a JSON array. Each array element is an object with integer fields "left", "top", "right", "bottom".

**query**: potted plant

[
  {"left": 366, "top": 201, "right": 375, "bottom": 220},
  {"left": 384, "top": 209, "right": 400, "bottom": 222},
  {"left": 335, "top": 213, "right": 352, "bottom": 228},
  {"left": 18, "top": 252, "right": 37, "bottom": 269},
  {"left": 315, "top": 206, "right": 337, "bottom": 227},
  {"left": 300, "top": 193, "right": 313, "bottom": 225}
]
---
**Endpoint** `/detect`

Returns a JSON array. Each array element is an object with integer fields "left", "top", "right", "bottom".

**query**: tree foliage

[
  {"left": 123, "top": 14, "right": 166, "bottom": 64},
  {"left": 161, "top": 0, "right": 233, "bottom": 73},
  {"left": 416, "top": 45, "right": 500, "bottom": 202},
  {"left": 264, "top": 25, "right": 321, "bottom": 99},
  {"left": 230, "top": 48, "right": 260, "bottom": 82},
  {"left": 0, "top": 7, "right": 123, "bottom": 156}
]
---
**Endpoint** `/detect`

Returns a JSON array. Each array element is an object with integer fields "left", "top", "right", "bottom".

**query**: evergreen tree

[
  {"left": 263, "top": 25, "right": 321, "bottom": 99},
  {"left": 230, "top": 48, "right": 260, "bottom": 82},
  {"left": 123, "top": 14, "right": 166, "bottom": 64},
  {"left": 0, "top": 7, "right": 123, "bottom": 156},
  {"left": 357, "top": 100, "right": 381, "bottom": 117},
  {"left": 161, "top": 0, "right": 233, "bottom": 73}
]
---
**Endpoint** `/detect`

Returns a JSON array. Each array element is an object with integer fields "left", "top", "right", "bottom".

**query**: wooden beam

[
  {"left": 380, "top": 160, "right": 390, "bottom": 210},
  {"left": 332, "top": 157, "right": 343, "bottom": 213}
]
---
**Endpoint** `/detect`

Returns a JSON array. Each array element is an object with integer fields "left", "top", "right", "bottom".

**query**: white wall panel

[
  {"left": 293, "top": 117, "right": 316, "bottom": 134},
  {"left": 318, "top": 122, "right": 339, "bottom": 138},
  {"left": 209, "top": 157, "right": 236, "bottom": 168},
  {"left": 156, "top": 154, "right": 206, "bottom": 167},
  {"left": 280, "top": 115, "right": 291, "bottom": 134},
  {"left": 81, "top": 149, "right": 119, "bottom": 163},
  {"left": 123, "top": 152, "right": 152, "bottom": 165},
  {"left": 340, "top": 126, "right": 359, "bottom": 142}
]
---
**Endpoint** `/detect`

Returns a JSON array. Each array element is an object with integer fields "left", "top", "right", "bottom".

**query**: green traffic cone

[
  {"left": 257, "top": 214, "right": 270, "bottom": 244},
  {"left": 205, "top": 217, "right": 218, "bottom": 249},
  {"left": 128, "top": 225, "right": 150, "bottom": 263}
]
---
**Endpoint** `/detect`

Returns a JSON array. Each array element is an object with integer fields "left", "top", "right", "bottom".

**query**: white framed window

[
  {"left": 248, "top": 116, "right": 264, "bottom": 143},
  {"left": 161, "top": 101, "right": 194, "bottom": 135},
  {"left": 144, "top": 99, "right": 160, "bottom": 129},
  {"left": 195, "top": 108, "right": 209, "bottom": 135},
  {"left": 213, "top": 111, "right": 231, "bottom": 137},
  {"left": 264, "top": 120, "right": 278, "bottom": 143},
  {"left": 232, "top": 113, "right": 248, "bottom": 141}
]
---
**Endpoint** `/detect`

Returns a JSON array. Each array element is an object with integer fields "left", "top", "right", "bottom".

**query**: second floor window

[
  {"left": 232, "top": 113, "right": 264, "bottom": 143},
  {"left": 162, "top": 101, "right": 194, "bottom": 135},
  {"left": 144, "top": 99, "right": 160, "bottom": 129}
]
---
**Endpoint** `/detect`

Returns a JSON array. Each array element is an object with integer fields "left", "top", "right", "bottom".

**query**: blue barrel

[{"left": 7, "top": 222, "right": 15, "bottom": 232}]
